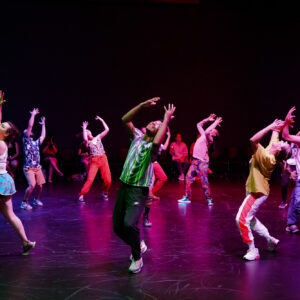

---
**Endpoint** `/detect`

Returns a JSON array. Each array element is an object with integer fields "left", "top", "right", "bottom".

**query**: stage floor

[{"left": 0, "top": 179, "right": 299, "bottom": 300}]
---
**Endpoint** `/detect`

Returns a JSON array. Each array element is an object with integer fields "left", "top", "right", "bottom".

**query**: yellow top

[{"left": 245, "top": 136, "right": 278, "bottom": 195}]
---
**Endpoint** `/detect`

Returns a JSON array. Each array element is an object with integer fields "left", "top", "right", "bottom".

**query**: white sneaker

[
  {"left": 33, "top": 198, "right": 43, "bottom": 207},
  {"left": 129, "top": 258, "right": 143, "bottom": 273},
  {"left": 20, "top": 201, "right": 32, "bottom": 210},
  {"left": 130, "top": 240, "right": 147, "bottom": 261},
  {"left": 78, "top": 195, "right": 85, "bottom": 203},
  {"left": 178, "top": 174, "right": 185, "bottom": 181},
  {"left": 101, "top": 192, "right": 109, "bottom": 200},
  {"left": 243, "top": 248, "right": 260, "bottom": 261},
  {"left": 267, "top": 237, "right": 280, "bottom": 251}
]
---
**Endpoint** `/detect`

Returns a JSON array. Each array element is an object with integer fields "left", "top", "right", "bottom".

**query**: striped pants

[{"left": 236, "top": 194, "right": 270, "bottom": 243}]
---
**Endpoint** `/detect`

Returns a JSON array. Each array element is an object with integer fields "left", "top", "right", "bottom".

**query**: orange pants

[{"left": 79, "top": 154, "right": 111, "bottom": 195}]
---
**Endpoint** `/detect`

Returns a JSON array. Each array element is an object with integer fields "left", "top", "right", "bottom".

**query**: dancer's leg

[
  {"left": 151, "top": 162, "right": 167, "bottom": 195},
  {"left": 98, "top": 155, "right": 111, "bottom": 195},
  {"left": 79, "top": 159, "right": 99, "bottom": 195}
]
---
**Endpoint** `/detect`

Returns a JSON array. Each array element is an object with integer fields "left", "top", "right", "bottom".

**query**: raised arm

[
  {"left": 121, "top": 97, "right": 160, "bottom": 136},
  {"left": 39, "top": 116, "right": 46, "bottom": 144},
  {"left": 197, "top": 114, "right": 215, "bottom": 133},
  {"left": 161, "top": 127, "right": 171, "bottom": 151},
  {"left": 283, "top": 107, "right": 300, "bottom": 146},
  {"left": 153, "top": 104, "right": 176, "bottom": 151},
  {"left": 250, "top": 119, "right": 284, "bottom": 153},
  {"left": 95, "top": 116, "right": 109, "bottom": 139},
  {"left": 205, "top": 117, "right": 223, "bottom": 133},
  {"left": 26, "top": 108, "right": 39, "bottom": 137},
  {"left": 82, "top": 121, "right": 89, "bottom": 146},
  {"left": 0, "top": 90, "right": 6, "bottom": 124}
]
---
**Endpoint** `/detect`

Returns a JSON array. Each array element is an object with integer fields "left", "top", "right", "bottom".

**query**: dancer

[
  {"left": 170, "top": 133, "right": 189, "bottom": 180},
  {"left": 142, "top": 127, "right": 171, "bottom": 227},
  {"left": 43, "top": 136, "right": 63, "bottom": 183},
  {"left": 6, "top": 141, "right": 19, "bottom": 178},
  {"left": 78, "top": 116, "right": 111, "bottom": 203},
  {"left": 113, "top": 98, "right": 175, "bottom": 273},
  {"left": 282, "top": 107, "right": 300, "bottom": 233},
  {"left": 236, "top": 119, "right": 291, "bottom": 260},
  {"left": 0, "top": 91, "right": 35, "bottom": 254},
  {"left": 21, "top": 108, "right": 46, "bottom": 210},
  {"left": 178, "top": 114, "right": 222, "bottom": 205}
]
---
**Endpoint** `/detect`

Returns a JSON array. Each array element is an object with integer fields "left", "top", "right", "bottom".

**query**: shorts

[
  {"left": 0, "top": 173, "right": 16, "bottom": 196},
  {"left": 24, "top": 167, "right": 46, "bottom": 186}
]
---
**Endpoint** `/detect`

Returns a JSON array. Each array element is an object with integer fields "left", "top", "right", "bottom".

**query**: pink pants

[
  {"left": 152, "top": 162, "right": 167, "bottom": 194},
  {"left": 236, "top": 194, "right": 270, "bottom": 243},
  {"left": 79, "top": 154, "right": 111, "bottom": 195}
]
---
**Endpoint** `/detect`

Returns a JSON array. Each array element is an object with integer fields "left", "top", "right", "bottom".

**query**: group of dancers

[{"left": 0, "top": 92, "right": 299, "bottom": 273}]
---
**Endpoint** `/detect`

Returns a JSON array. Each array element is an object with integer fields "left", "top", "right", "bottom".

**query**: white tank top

[{"left": 0, "top": 142, "right": 8, "bottom": 174}]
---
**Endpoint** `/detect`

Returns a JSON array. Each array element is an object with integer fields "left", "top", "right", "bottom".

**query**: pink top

[
  {"left": 192, "top": 134, "right": 213, "bottom": 163},
  {"left": 170, "top": 142, "right": 188, "bottom": 162}
]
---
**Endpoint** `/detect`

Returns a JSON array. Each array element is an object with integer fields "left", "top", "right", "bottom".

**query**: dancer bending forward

[{"left": 236, "top": 119, "right": 291, "bottom": 260}]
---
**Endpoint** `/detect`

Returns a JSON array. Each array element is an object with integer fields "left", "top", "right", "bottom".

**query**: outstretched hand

[
  {"left": 270, "top": 119, "right": 284, "bottom": 132},
  {"left": 30, "top": 108, "right": 40, "bottom": 116},
  {"left": 285, "top": 106, "right": 296, "bottom": 128},
  {"left": 216, "top": 117, "right": 223, "bottom": 126},
  {"left": 82, "top": 121, "right": 88, "bottom": 129},
  {"left": 39, "top": 116, "right": 46, "bottom": 125},
  {"left": 164, "top": 103, "right": 176, "bottom": 121},
  {"left": 142, "top": 97, "right": 160, "bottom": 108},
  {"left": 95, "top": 116, "right": 103, "bottom": 122},
  {"left": 208, "top": 114, "right": 216, "bottom": 122},
  {"left": 0, "top": 90, "right": 6, "bottom": 105}
]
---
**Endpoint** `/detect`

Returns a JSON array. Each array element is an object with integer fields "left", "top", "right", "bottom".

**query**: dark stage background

[{"left": 1, "top": 0, "right": 299, "bottom": 176}]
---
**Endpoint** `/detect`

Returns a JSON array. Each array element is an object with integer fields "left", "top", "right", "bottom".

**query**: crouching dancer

[
  {"left": 113, "top": 98, "right": 175, "bottom": 273},
  {"left": 236, "top": 119, "right": 291, "bottom": 260}
]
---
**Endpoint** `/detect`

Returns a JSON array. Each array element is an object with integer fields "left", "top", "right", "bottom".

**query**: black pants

[{"left": 113, "top": 183, "right": 148, "bottom": 261}]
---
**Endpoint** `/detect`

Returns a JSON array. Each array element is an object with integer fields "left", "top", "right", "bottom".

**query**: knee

[
  {"left": 161, "top": 174, "right": 167, "bottom": 182},
  {"left": 27, "top": 184, "right": 36, "bottom": 191}
]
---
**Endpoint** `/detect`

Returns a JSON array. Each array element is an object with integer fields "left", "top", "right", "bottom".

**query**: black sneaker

[{"left": 22, "top": 241, "right": 36, "bottom": 256}]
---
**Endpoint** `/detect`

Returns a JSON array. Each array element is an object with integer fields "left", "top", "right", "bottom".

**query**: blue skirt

[{"left": 0, "top": 173, "right": 16, "bottom": 196}]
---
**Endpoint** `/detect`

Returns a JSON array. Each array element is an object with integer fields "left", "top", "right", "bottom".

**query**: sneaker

[
  {"left": 178, "top": 174, "right": 185, "bottom": 181},
  {"left": 286, "top": 224, "right": 299, "bottom": 233},
  {"left": 101, "top": 192, "right": 109, "bottom": 200},
  {"left": 22, "top": 241, "right": 36, "bottom": 256},
  {"left": 78, "top": 195, "right": 85, "bottom": 204},
  {"left": 130, "top": 240, "right": 147, "bottom": 261},
  {"left": 20, "top": 201, "right": 32, "bottom": 210},
  {"left": 178, "top": 196, "right": 191, "bottom": 203},
  {"left": 129, "top": 257, "right": 143, "bottom": 273},
  {"left": 143, "top": 217, "right": 152, "bottom": 227},
  {"left": 33, "top": 198, "right": 43, "bottom": 207},
  {"left": 278, "top": 202, "right": 288, "bottom": 209},
  {"left": 243, "top": 248, "right": 260, "bottom": 261},
  {"left": 207, "top": 199, "right": 213, "bottom": 206},
  {"left": 267, "top": 236, "right": 280, "bottom": 251}
]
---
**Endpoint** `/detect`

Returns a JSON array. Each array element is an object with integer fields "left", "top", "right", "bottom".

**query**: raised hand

[
  {"left": 270, "top": 119, "right": 284, "bottom": 132},
  {"left": 142, "top": 97, "right": 160, "bottom": 108},
  {"left": 82, "top": 121, "right": 88, "bottom": 129},
  {"left": 216, "top": 117, "right": 223, "bottom": 126},
  {"left": 95, "top": 116, "right": 103, "bottom": 122},
  {"left": 208, "top": 114, "right": 216, "bottom": 121},
  {"left": 0, "top": 90, "right": 6, "bottom": 105},
  {"left": 285, "top": 106, "right": 296, "bottom": 128},
  {"left": 39, "top": 116, "right": 46, "bottom": 125},
  {"left": 164, "top": 103, "right": 176, "bottom": 121},
  {"left": 30, "top": 108, "right": 40, "bottom": 116}
]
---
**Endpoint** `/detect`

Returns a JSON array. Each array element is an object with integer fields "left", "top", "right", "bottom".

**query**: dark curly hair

[
  {"left": 5, "top": 121, "right": 20, "bottom": 144},
  {"left": 276, "top": 145, "right": 292, "bottom": 163}
]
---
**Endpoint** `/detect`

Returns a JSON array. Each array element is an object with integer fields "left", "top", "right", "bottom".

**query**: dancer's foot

[
  {"left": 178, "top": 196, "right": 191, "bottom": 203},
  {"left": 178, "top": 174, "right": 185, "bottom": 181},
  {"left": 267, "top": 236, "right": 280, "bottom": 251},
  {"left": 207, "top": 198, "right": 213, "bottom": 206},
  {"left": 78, "top": 195, "right": 85, "bottom": 204},
  {"left": 243, "top": 248, "right": 260, "bottom": 261},
  {"left": 22, "top": 241, "right": 36, "bottom": 256},
  {"left": 20, "top": 201, "right": 32, "bottom": 210},
  {"left": 48, "top": 179, "right": 52, "bottom": 183},
  {"left": 101, "top": 192, "right": 109, "bottom": 200},
  {"left": 152, "top": 194, "right": 160, "bottom": 201},
  {"left": 278, "top": 202, "right": 288, "bottom": 209},
  {"left": 286, "top": 224, "right": 299, "bottom": 233},
  {"left": 129, "top": 258, "right": 143, "bottom": 273},
  {"left": 143, "top": 217, "right": 152, "bottom": 227},
  {"left": 33, "top": 198, "right": 43, "bottom": 207}
]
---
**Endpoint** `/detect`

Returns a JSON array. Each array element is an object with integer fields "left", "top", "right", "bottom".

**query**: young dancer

[
  {"left": 178, "top": 114, "right": 222, "bottom": 205},
  {"left": 113, "top": 98, "right": 175, "bottom": 273},
  {"left": 170, "top": 133, "right": 189, "bottom": 180},
  {"left": 0, "top": 91, "right": 35, "bottom": 254},
  {"left": 43, "top": 137, "right": 63, "bottom": 183},
  {"left": 236, "top": 119, "right": 291, "bottom": 260},
  {"left": 142, "top": 127, "right": 171, "bottom": 227},
  {"left": 78, "top": 116, "right": 111, "bottom": 203},
  {"left": 21, "top": 108, "right": 46, "bottom": 210},
  {"left": 282, "top": 107, "right": 300, "bottom": 233}
]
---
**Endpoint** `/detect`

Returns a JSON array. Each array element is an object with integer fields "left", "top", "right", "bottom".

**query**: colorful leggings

[{"left": 185, "top": 159, "right": 211, "bottom": 200}]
